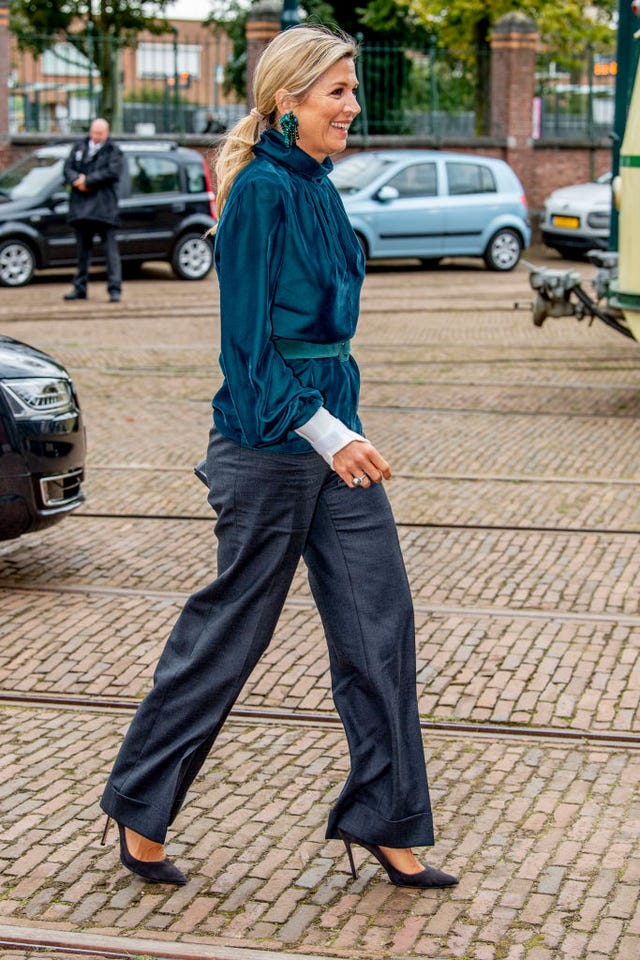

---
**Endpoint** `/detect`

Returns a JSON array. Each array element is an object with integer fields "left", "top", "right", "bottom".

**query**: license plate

[{"left": 551, "top": 215, "right": 580, "bottom": 229}]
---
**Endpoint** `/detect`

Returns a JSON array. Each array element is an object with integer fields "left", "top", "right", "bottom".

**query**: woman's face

[{"left": 282, "top": 58, "right": 360, "bottom": 162}]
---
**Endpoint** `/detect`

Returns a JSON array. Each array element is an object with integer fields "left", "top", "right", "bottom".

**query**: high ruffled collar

[{"left": 253, "top": 129, "right": 333, "bottom": 181}]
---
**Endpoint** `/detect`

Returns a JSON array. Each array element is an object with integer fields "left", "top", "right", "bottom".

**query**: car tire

[
  {"left": 171, "top": 233, "right": 214, "bottom": 281},
  {"left": 355, "top": 232, "right": 369, "bottom": 259},
  {"left": 483, "top": 228, "right": 522, "bottom": 272},
  {"left": 0, "top": 239, "right": 36, "bottom": 287}
]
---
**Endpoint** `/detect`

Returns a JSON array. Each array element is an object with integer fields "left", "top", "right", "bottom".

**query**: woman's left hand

[{"left": 332, "top": 440, "right": 392, "bottom": 489}]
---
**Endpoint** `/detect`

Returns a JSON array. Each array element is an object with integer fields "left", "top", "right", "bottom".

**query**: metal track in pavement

[
  {"left": 0, "top": 923, "right": 300, "bottom": 960},
  {"left": 1, "top": 690, "right": 639, "bottom": 750},
  {"left": 72, "top": 511, "right": 640, "bottom": 536},
  {"left": 2, "top": 579, "right": 640, "bottom": 627}
]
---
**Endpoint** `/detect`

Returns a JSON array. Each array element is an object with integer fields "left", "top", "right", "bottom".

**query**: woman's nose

[{"left": 347, "top": 94, "right": 361, "bottom": 116}]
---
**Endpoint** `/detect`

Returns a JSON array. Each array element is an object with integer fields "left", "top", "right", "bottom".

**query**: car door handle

[{"left": 171, "top": 202, "right": 186, "bottom": 212}]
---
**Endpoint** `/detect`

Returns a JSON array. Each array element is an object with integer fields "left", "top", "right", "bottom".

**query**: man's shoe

[
  {"left": 63, "top": 290, "right": 86, "bottom": 301},
  {"left": 109, "top": 293, "right": 121, "bottom": 303}
]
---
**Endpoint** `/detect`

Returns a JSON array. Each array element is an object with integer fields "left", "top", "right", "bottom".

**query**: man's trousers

[
  {"left": 100, "top": 428, "right": 434, "bottom": 848},
  {"left": 71, "top": 220, "right": 121, "bottom": 297}
]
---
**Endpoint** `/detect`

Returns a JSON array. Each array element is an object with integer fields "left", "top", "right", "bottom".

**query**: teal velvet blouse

[{"left": 212, "top": 129, "right": 366, "bottom": 453}]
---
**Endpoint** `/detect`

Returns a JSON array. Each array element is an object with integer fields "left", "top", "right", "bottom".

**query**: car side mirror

[{"left": 375, "top": 185, "right": 399, "bottom": 203}]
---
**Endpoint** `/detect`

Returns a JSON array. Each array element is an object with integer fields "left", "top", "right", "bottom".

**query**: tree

[
  {"left": 206, "top": 0, "right": 434, "bottom": 130},
  {"left": 9, "top": 0, "right": 173, "bottom": 128},
  {"left": 399, "top": 0, "right": 617, "bottom": 133}
]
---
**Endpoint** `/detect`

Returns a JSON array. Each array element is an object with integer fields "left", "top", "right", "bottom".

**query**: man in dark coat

[{"left": 63, "top": 118, "right": 124, "bottom": 302}]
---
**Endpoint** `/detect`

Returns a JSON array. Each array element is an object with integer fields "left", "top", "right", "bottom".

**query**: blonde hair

[{"left": 214, "top": 24, "right": 357, "bottom": 220}]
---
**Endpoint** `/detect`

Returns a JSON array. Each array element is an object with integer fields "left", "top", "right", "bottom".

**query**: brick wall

[
  {"left": 0, "top": 0, "right": 9, "bottom": 167},
  {"left": 2, "top": 134, "right": 612, "bottom": 222}
]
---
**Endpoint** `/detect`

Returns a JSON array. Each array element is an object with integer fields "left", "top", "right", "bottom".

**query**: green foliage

[
  {"left": 401, "top": 0, "right": 616, "bottom": 62},
  {"left": 399, "top": 0, "right": 616, "bottom": 132},
  {"left": 205, "top": 0, "right": 435, "bottom": 101},
  {"left": 10, "top": 0, "right": 173, "bottom": 44},
  {"left": 10, "top": 0, "right": 175, "bottom": 127},
  {"left": 206, "top": 1, "right": 250, "bottom": 100},
  {"left": 10, "top": 0, "right": 174, "bottom": 126},
  {"left": 123, "top": 85, "right": 195, "bottom": 105}
]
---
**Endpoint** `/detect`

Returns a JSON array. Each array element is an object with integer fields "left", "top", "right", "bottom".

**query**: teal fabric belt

[{"left": 274, "top": 338, "right": 351, "bottom": 361}]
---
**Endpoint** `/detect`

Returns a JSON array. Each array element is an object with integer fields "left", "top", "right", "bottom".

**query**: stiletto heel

[
  {"left": 100, "top": 815, "right": 112, "bottom": 846},
  {"left": 101, "top": 817, "right": 187, "bottom": 885},
  {"left": 342, "top": 834, "right": 357, "bottom": 879},
  {"left": 338, "top": 829, "right": 458, "bottom": 889}
]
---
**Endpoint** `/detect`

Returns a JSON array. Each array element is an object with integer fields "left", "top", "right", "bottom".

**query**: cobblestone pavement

[{"left": 1, "top": 251, "right": 640, "bottom": 960}]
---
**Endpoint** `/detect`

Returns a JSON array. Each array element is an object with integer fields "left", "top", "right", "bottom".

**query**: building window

[{"left": 136, "top": 43, "right": 201, "bottom": 80}]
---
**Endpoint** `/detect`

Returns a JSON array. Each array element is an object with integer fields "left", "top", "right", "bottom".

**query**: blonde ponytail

[{"left": 214, "top": 114, "right": 267, "bottom": 220}]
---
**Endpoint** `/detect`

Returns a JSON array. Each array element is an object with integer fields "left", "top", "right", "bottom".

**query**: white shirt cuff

[{"left": 295, "top": 407, "right": 365, "bottom": 468}]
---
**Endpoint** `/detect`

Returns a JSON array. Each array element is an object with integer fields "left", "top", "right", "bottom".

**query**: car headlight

[
  {"left": 587, "top": 211, "right": 610, "bottom": 230},
  {"left": 0, "top": 378, "right": 75, "bottom": 419}
]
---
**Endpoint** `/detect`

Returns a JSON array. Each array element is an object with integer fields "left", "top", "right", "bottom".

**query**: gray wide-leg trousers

[{"left": 100, "top": 428, "right": 434, "bottom": 847}]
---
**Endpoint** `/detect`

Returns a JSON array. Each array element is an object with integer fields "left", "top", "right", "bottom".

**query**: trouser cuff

[
  {"left": 326, "top": 800, "right": 435, "bottom": 848},
  {"left": 100, "top": 782, "right": 168, "bottom": 845}
]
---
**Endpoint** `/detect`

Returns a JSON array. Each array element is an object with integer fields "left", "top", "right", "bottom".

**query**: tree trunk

[{"left": 473, "top": 17, "right": 491, "bottom": 136}]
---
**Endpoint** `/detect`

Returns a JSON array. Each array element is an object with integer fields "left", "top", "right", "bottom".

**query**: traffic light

[{"left": 166, "top": 72, "right": 191, "bottom": 89}]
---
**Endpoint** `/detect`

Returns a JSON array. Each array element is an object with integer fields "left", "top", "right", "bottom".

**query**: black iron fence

[{"left": 8, "top": 30, "right": 616, "bottom": 142}]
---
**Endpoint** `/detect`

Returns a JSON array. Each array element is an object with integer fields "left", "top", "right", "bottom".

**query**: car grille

[{"left": 39, "top": 468, "right": 84, "bottom": 507}]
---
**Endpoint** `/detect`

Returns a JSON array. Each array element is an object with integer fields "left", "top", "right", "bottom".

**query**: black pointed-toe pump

[
  {"left": 101, "top": 817, "right": 187, "bottom": 885},
  {"left": 339, "top": 829, "right": 458, "bottom": 889}
]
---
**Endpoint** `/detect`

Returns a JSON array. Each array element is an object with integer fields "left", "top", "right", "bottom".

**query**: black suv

[
  {"left": 0, "top": 141, "right": 216, "bottom": 286},
  {"left": 0, "top": 335, "right": 85, "bottom": 541}
]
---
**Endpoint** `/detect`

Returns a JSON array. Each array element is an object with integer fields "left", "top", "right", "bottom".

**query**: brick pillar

[
  {"left": 246, "top": 0, "right": 281, "bottom": 109},
  {"left": 490, "top": 12, "right": 538, "bottom": 197},
  {"left": 0, "top": 0, "right": 10, "bottom": 168}
]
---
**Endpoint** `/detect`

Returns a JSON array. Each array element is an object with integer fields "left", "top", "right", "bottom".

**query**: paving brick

[{"left": 2, "top": 253, "right": 640, "bottom": 960}]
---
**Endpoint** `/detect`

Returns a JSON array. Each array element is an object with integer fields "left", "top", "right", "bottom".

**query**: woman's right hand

[{"left": 332, "top": 440, "right": 392, "bottom": 489}]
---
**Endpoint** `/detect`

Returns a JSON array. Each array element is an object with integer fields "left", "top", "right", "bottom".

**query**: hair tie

[{"left": 250, "top": 107, "right": 267, "bottom": 126}]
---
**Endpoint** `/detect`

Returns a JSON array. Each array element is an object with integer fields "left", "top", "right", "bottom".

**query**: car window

[
  {"left": 330, "top": 153, "right": 396, "bottom": 193},
  {"left": 387, "top": 163, "right": 437, "bottom": 198},
  {"left": 446, "top": 162, "right": 496, "bottom": 196},
  {"left": 185, "top": 161, "right": 206, "bottom": 193},
  {"left": 128, "top": 156, "right": 180, "bottom": 195},
  {"left": 0, "top": 155, "right": 64, "bottom": 200}
]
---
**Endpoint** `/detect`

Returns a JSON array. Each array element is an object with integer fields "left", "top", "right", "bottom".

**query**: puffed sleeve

[{"left": 214, "top": 177, "right": 324, "bottom": 447}]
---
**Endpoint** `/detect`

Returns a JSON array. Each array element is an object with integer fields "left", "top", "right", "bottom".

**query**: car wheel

[
  {"left": 171, "top": 233, "right": 214, "bottom": 281},
  {"left": 0, "top": 239, "right": 36, "bottom": 287},
  {"left": 483, "top": 228, "right": 522, "bottom": 272},
  {"left": 355, "top": 232, "right": 369, "bottom": 258}
]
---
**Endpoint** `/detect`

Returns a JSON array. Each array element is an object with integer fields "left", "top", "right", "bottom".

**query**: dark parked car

[
  {"left": 0, "top": 141, "right": 217, "bottom": 287},
  {"left": 0, "top": 335, "right": 85, "bottom": 541}
]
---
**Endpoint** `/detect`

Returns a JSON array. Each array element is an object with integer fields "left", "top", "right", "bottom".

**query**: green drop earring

[{"left": 279, "top": 111, "right": 299, "bottom": 148}]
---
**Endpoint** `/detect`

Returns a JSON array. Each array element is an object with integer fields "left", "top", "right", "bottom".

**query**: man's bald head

[{"left": 89, "top": 118, "right": 110, "bottom": 144}]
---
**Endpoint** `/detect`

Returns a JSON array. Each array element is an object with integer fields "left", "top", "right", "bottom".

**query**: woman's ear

[{"left": 275, "top": 88, "right": 294, "bottom": 116}]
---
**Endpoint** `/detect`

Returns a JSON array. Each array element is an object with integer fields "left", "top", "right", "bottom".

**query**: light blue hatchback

[{"left": 330, "top": 150, "right": 531, "bottom": 271}]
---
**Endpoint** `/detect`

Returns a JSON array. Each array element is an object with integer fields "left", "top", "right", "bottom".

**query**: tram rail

[
  {"left": 2, "top": 690, "right": 639, "bottom": 750},
  {"left": 65, "top": 511, "right": 640, "bottom": 537}
]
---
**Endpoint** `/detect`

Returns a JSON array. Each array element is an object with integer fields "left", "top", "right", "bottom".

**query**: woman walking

[{"left": 100, "top": 24, "right": 457, "bottom": 891}]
